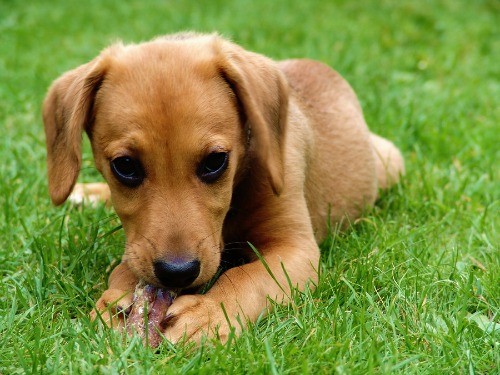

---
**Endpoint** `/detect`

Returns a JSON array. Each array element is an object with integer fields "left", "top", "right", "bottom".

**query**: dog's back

[{"left": 280, "top": 59, "right": 404, "bottom": 238}]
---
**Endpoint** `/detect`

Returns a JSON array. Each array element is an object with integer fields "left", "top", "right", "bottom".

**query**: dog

[{"left": 42, "top": 32, "right": 404, "bottom": 344}]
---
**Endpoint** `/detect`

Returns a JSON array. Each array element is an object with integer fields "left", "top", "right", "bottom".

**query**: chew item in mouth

[{"left": 126, "top": 279, "right": 176, "bottom": 347}]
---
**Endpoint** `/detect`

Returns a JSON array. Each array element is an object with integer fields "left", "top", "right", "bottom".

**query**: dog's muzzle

[{"left": 153, "top": 258, "right": 201, "bottom": 288}]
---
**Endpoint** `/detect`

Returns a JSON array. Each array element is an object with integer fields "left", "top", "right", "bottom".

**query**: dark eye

[
  {"left": 110, "top": 156, "right": 144, "bottom": 187},
  {"left": 198, "top": 152, "right": 229, "bottom": 183}
]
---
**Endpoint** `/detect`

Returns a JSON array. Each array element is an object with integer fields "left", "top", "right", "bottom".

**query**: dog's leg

[
  {"left": 163, "top": 237, "right": 319, "bottom": 344},
  {"left": 370, "top": 133, "right": 405, "bottom": 190},
  {"left": 91, "top": 262, "right": 138, "bottom": 327},
  {"left": 68, "top": 182, "right": 111, "bottom": 206}
]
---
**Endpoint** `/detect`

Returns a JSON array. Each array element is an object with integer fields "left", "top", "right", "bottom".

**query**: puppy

[{"left": 43, "top": 32, "right": 404, "bottom": 344}]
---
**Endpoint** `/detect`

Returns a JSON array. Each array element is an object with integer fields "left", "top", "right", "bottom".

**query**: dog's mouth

[
  {"left": 148, "top": 261, "right": 221, "bottom": 294},
  {"left": 125, "top": 236, "right": 225, "bottom": 292}
]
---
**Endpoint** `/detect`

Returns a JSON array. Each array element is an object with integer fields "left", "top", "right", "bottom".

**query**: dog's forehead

[
  {"left": 93, "top": 43, "right": 239, "bottom": 158},
  {"left": 101, "top": 42, "right": 223, "bottom": 108},
  {"left": 99, "top": 43, "right": 229, "bottom": 112}
]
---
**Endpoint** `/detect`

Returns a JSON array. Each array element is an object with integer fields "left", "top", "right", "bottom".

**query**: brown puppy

[{"left": 43, "top": 32, "right": 404, "bottom": 344}]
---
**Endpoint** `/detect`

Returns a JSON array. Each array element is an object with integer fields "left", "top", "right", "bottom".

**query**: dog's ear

[
  {"left": 42, "top": 58, "right": 106, "bottom": 205},
  {"left": 218, "top": 40, "right": 289, "bottom": 195}
]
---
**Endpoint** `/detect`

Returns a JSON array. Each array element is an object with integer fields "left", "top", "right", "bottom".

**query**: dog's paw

[
  {"left": 164, "top": 294, "right": 240, "bottom": 344},
  {"left": 91, "top": 288, "right": 134, "bottom": 328},
  {"left": 69, "top": 182, "right": 111, "bottom": 207}
]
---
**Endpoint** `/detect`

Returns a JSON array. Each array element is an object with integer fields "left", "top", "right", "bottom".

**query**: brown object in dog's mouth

[{"left": 126, "top": 279, "right": 176, "bottom": 348}]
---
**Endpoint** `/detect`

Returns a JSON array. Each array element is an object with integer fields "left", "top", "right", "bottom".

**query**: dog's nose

[{"left": 153, "top": 259, "right": 201, "bottom": 288}]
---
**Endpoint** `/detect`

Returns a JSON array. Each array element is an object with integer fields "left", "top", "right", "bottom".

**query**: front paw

[
  {"left": 164, "top": 294, "right": 240, "bottom": 344},
  {"left": 91, "top": 288, "right": 134, "bottom": 328}
]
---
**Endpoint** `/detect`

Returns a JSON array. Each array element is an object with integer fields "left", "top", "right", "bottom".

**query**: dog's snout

[{"left": 153, "top": 258, "right": 201, "bottom": 288}]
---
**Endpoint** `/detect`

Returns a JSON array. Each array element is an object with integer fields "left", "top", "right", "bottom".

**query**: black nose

[{"left": 153, "top": 259, "right": 201, "bottom": 288}]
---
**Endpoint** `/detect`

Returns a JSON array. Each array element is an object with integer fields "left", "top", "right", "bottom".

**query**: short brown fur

[{"left": 43, "top": 33, "right": 404, "bottom": 344}]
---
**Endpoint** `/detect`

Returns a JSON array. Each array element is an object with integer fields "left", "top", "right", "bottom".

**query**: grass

[{"left": 0, "top": 0, "right": 499, "bottom": 373}]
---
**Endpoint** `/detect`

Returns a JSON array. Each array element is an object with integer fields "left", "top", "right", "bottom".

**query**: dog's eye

[
  {"left": 198, "top": 152, "right": 229, "bottom": 183},
  {"left": 110, "top": 156, "right": 144, "bottom": 187}
]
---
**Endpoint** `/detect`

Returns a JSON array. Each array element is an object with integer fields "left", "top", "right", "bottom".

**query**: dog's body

[{"left": 43, "top": 33, "right": 404, "bottom": 343}]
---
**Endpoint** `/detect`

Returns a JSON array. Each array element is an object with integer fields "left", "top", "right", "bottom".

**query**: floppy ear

[
  {"left": 218, "top": 40, "right": 289, "bottom": 195},
  {"left": 42, "top": 59, "right": 106, "bottom": 205}
]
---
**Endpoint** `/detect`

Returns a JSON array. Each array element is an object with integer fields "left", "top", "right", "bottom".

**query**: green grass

[{"left": 1, "top": 0, "right": 499, "bottom": 373}]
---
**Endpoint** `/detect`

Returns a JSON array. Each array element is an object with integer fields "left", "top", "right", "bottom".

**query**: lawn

[{"left": 1, "top": 0, "right": 499, "bottom": 373}]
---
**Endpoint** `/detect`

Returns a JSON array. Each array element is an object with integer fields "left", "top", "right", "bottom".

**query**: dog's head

[{"left": 43, "top": 33, "right": 288, "bottom": 289}]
